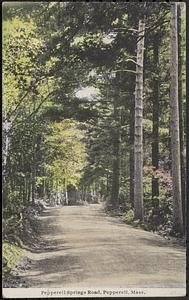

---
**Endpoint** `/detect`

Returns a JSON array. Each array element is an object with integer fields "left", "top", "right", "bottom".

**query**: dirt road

[{"left": 18, "top": 203, "right": 186, "bottom": 288}]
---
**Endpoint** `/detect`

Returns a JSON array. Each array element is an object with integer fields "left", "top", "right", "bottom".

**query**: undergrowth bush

[{"left": 2, "top": 242, "right": 23, "bottom": 276}]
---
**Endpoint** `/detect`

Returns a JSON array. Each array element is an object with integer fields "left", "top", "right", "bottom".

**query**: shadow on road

[{"left": 25, "top": 253, "right": 87, "bottom": 287}]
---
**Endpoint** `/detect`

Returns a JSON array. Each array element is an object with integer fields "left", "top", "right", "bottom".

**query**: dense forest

[{"left": 2, "top": 2, "right": 187, "bottom": 271}]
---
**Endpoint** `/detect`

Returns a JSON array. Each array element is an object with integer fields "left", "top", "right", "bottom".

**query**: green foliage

[
  {"left": 3, "top": 14, "right": 54, "bottom": 242},
  {"left": 123, "top": 209, "right": 134, "bottom": 223},
  {"left": 3, "top": 242, "right": 22, "bottom": 275},
  {"left": 2, "top": 2, "right": 186, "bottom": 252},
  {"left": 45, "top": 119, "right": 87, "bottom": 190},
  {"left": 142, "top": 165, "right": 173, "bottom": 232}
]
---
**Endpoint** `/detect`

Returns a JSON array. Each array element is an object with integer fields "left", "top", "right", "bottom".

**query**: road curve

[{"left": 18, "top": 203, "right": 186, "bottom": 288}]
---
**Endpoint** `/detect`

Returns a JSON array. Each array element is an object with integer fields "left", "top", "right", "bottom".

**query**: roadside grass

[
  {"left": 2, "top": 242, "right": 23, "bottom": 276},
  {"left": 104, "top": 203, "right": 185, "bottom": 247},
  {"left": 2, "top": 200, "right": 46, "bottom": 286}
]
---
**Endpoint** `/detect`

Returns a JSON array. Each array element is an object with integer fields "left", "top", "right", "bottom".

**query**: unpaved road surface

[{"left": 18, "top": 204, "right": 186, "bottom": 288}]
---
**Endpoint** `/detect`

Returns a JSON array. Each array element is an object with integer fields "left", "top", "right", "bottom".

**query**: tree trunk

[
  {"left": 43, "top": 178, "right": 47, "bottom": 199},
  {"left": 65, "top": 179, "right": 68, "bottom": 204},
  {"left": 170, "top": 3, "right": 183, "bottom": 235},
  {"left": 106, "top": 172, "right": 109, "bottom": 194},
  {"left": 110, "top": 80, "right": 121, "bottom": 208},
  {"left": 177, "top": 3, "right": 186, "bottom": 231},
  {"left": 23, "top": 176, "right": 27, "bottom": 205},
  {"left": 127, "top": 13, "right": 138, "bottom": 209},
  {"left": 28, "top": 175, "right": 31, "bottom": 202},
  {"left": 3, "top": 121, "right": 11, "bottom": 176},
  {"left": 152, "top": 35, "right": 160, "bottom": 206},
  {"left": 134, "top": 19, "right": 145, "bottom": 221},
  {"left": 186, "top": 34, "right": 189, "bottom": 240},
  {"left": 129, "top": 86, "right": 135, "bottom": 207},
  {"left": 31, "top": 144, "right": 36, "bottom": 204},
  {"left": 31, "top": 168, "right": 36, "bottom": 204}
]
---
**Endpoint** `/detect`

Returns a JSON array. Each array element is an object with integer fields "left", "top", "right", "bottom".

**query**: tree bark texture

[
  {"left": 177, "top": 3, "right": 186, "bottom": 230},
  {"left": 129, "top": 103, "right": 134, "bottom": 206},
  {"left": 134, "top": 19, "right": 145, "bottom": 221},
  {"left": 110, "top": 80, "right": 121, "bottom": 208},
  {"left": 31, "top": 139, "right": 36, "bottom": 204},
  {"left": 152, "top": 36, "right": 160, "bottom": 205},
  {"left": 170, "top": 3, "right": 183, "bottom": 235}
]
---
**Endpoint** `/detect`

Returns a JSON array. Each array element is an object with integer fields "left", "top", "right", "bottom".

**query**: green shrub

[
  {"left": 123, "top": 209, "right": 134, "bottom": 223},
  {"left": 2, "top": 242, "right": 22, "bottom": 275}
]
